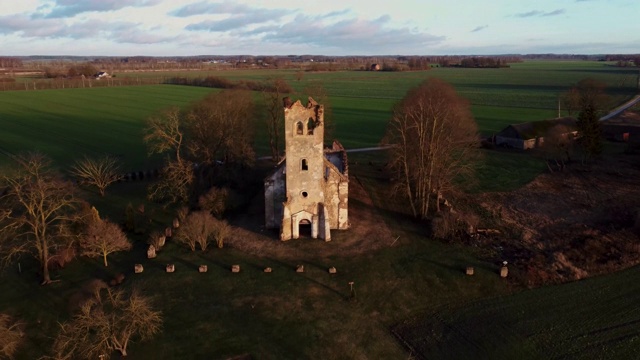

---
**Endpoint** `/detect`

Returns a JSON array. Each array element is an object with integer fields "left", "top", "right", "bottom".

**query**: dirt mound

[{"left": 478, "top": 152, "right": 640, "bottom": 286}]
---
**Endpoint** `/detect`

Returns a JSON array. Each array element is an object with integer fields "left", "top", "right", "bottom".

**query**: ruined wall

[{"left": 322, "top": 158, "right": 349, "bottom": 229}]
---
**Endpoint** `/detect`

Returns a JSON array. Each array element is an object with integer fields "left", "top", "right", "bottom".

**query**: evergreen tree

[{"left": 577, "top": 101, "right": 603, "bottom": 161}]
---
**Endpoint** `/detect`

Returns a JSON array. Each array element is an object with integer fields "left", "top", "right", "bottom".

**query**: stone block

[
  {"left": 466, "top": 267, "right": 474, "bottom": 276},
  {"left": 500, "top": 266, "right": 508, "bottom": 278},
  {"left": 147, "top": 245, "right": 156, "bottom": 259},
  {"left": 263, "top": 267, "right": 272, "bottom": 273},
  {"left": 199, "top": 265, "right": 208, "bottom": 273},
  {"left": 231, "top": 264, "right": 240, "bottom": 273},
  {"left": 166, "top": 264, "right": 175, "bottom": 273},
  {"left": 134, "top": 264, "right": 143, "bottom": 273},
  {"left": 296, "top": 265, "right": 304, "bottom": 273},
  {"left": 328, "top": 267, "right": 337, "bottom": 274}
]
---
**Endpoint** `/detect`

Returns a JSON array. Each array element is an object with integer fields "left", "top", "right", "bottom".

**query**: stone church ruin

[{"left": 264, "top": 97, "right": 349, "bottom": 241}]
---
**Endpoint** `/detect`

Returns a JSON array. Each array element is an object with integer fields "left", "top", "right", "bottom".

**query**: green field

[
  {"left": 0, "top": 86, "right": 216, "bottom": 169},
  {"left": 1, "top": 61, "right": 639, "bottom": 359},
  {"left": 2, "top": 61, "right": 637, "bottom": 170}
]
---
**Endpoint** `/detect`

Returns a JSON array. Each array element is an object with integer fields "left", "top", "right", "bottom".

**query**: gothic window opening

[
  {"left": 296, "top": 121, "right": 303, "bottom": 135},
  {"left": 301, "top": 159, "right": 308, "bottom": 171},
  {"left": 307, "top": 117, "right": 315, "bottom": 135}
]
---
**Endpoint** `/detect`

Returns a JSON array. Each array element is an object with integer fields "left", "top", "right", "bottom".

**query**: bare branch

[
  {"left": 52, "top": 287, "right": 162, "bottom": 359},
  {"left": 70, "top": 155, "right": 122, "bottom": 197}
]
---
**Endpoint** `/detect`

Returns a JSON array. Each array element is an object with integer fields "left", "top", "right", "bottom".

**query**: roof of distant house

[{"left": 498, "top": 117, "right": 577, "bottom": 140}]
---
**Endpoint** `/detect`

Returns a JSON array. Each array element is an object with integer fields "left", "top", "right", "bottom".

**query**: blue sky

[{"left": 0, "top": 0, "right": 637, "bottom": 56}]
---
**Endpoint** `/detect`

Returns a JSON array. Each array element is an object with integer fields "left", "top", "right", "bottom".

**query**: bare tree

[
  {"left": 0, "top": 314, "right": 23, "bottom": 359},
  {"left": 80, "top": 217, "right": 131, "bottom": 267},
  {"left": 174, "top": 210, "right": 217, "bottom": 252},
  {"left": 144, "top": 106, "right": 194, "bottom": 206},
  {"left": 213, "top": 218, "right": 231, "bottom": 249},
  {"left": 262, "top": 78, "right": 293, "bottom": 161},
  {"left": 185, "top": 90, "right": 255, "bottom": 167},
  {"left": 143, "top": 106, "right": 185, "bottom": 164},
  {"left": 562, "top": 86, "right": 580, "bottom": 116},
  {"left": 52, "top": 287, "right": 162, "bottom": 360},
  {"left": 198, "top": 186, "right": 228, "bottom": 218},
  {"left": 540, "top": 124, "right": 575, "bottom": 172},
  {"left": 0, "top": 153, "right": 78, "bottom": 284},
  {"left": 147, "top": 159, "right": 195, "bottom": 206},
  {"left": 70, "top": 155, "right": 122, "bottom": 197},
  {"left": 385, "top": 79, "right": 479, "bottom": 219}
]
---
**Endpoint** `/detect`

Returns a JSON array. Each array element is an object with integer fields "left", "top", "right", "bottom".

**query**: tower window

[
  {"left": 301, "top": 159, "right": 308, "bottom": 171},
  {"left": 307, "top": 118, "right": 315, "bottom": 135},
  {"left": 296, "top": 121, "right": 303, "bottom": 135},
  {"left": 301, "top": 191, "right": 308, "bottom": 198}
]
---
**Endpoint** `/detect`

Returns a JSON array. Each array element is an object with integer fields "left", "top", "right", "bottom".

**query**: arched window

[
  {"left": 296, "top": 121, "right": 303, "bottom": 135},
  {"left": 301, "top": 159, "right": 308, "bottom": 171},
  {"left": 307, "top": 118, "right": 315, "bottom": 135}
]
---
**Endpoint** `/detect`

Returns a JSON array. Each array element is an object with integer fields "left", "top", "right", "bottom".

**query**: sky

[{"left": 0, "top": 0, "right": 638, "bottom": 56}]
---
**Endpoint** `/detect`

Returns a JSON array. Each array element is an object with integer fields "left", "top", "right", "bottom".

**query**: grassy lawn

[{"left": 0, "top": 168, "right": 511, "bottom": 359}]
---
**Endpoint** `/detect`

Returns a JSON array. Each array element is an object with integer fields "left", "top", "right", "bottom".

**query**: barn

[
  {"left": 601, "top": 109, "right": 640, "bottom": 142},
  {"left": 494, "top": 117, "right": 577, "bottom": 150}
]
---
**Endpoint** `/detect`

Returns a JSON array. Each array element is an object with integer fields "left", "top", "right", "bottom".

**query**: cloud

[
  {"left": 171, "top": 1, "right": 255, "bottom": 17},
  {"left": 543, "top": 9, "right": 565, "bottom": 16},
  {"left": 45, "top": 0, "right": 160, "bottom": 18},
  {"left": 515, "top": 9, "right": 565, "bottom": 18},
  {"left": 471, "top": 25, "right": 488, "bottom": 33},
  {"left": 0, "top": 14, "right": 173, "bottom": 44},
  {"left": 243, "top": 14, "right": 444, "bottom": 53},
  {"left": 185, "top": 8, "right": 290, "bottom": 32}
]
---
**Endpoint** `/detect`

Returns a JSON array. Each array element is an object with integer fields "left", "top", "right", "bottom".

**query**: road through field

[{"left": 600, "top": 93, "right": 640, "bottom": 120}]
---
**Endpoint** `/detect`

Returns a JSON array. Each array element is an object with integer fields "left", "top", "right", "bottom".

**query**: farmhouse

[
  {"left": 494, "top": 117, "right": 577, "bottom": 150},
  {"left": 264, "top": 97, "right": 349, "bottom": 241},
  {"left": 94, "top": 71, "right": 110, "bottom": 79}
]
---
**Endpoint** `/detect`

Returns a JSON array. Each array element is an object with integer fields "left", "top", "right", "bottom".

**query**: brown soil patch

[
  {"left": 476, "top": 152, "right": 640, "bottom": 286},
  {"left": 227, "top": 175, "right": 395, "bottom": 260}
]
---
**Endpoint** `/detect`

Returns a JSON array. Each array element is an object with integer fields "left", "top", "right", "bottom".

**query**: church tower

[{"left": 280, "top": 97, "right": 331, "bottom": 241}]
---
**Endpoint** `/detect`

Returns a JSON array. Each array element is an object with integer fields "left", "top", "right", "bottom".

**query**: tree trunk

[
  {"left": 42, "top": 241, "right": 51, "bottom": 284},
  {"left": 103, "top": 252, "right": 109, "bottom": 267}
]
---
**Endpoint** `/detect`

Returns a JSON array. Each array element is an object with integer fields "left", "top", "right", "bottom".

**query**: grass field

[
  {"left": 1, "top": 61, "right": 639, "bottom": 359},
  {"left": 395, "top": 264, "right": 640, "bottom": 360},
  {"left": 0, "top": 85, "right": 216, "bottom": 169},
  {"left": 2, "top": 61, "right": 637, "bottom": 169}
]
